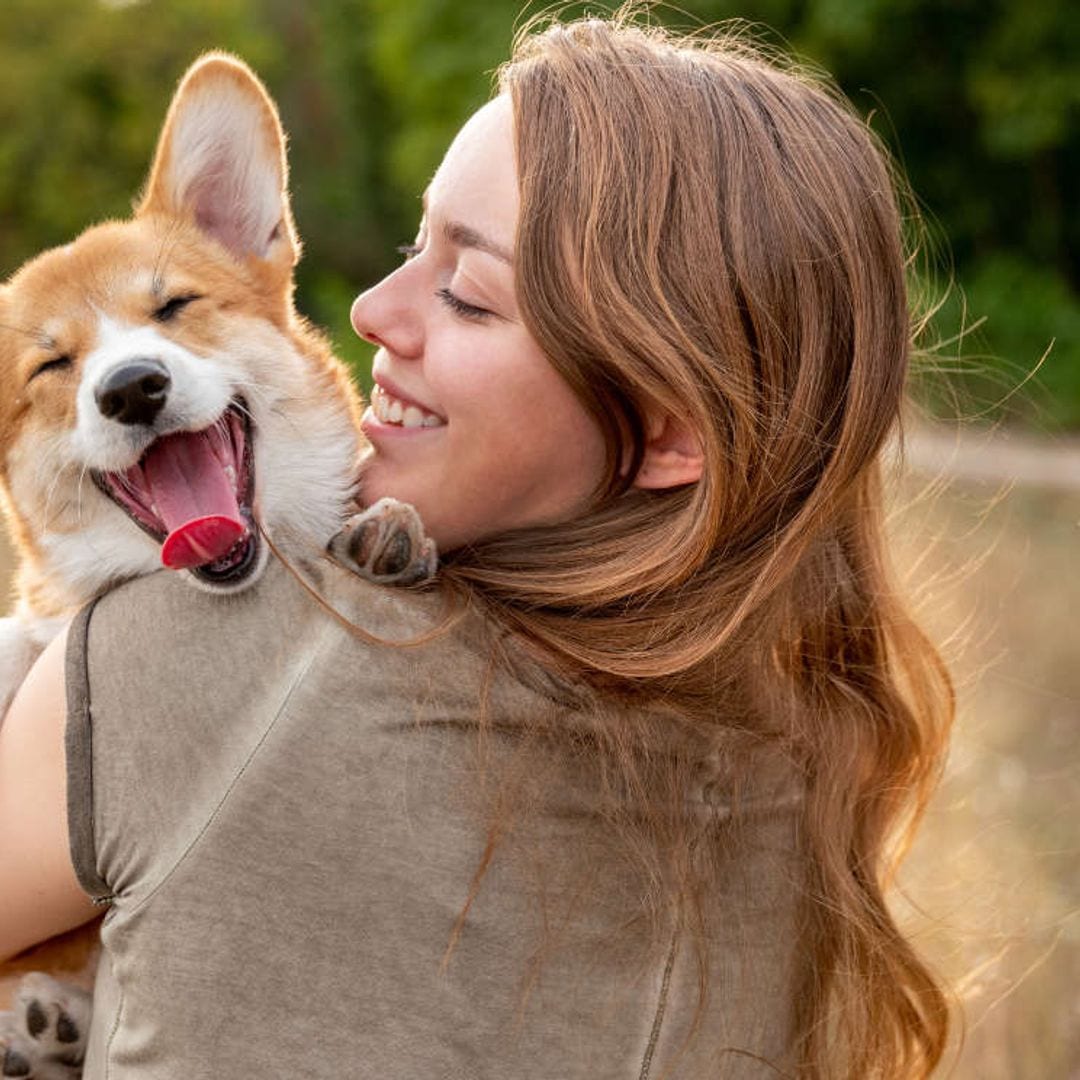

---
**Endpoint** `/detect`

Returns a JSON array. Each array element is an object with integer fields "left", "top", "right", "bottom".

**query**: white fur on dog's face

[
  {"left": 0, "top": 55, "right": 363, "bottom": 614},
  {"left": 73, "top": 310, "right": 238, "bottom": 473}
]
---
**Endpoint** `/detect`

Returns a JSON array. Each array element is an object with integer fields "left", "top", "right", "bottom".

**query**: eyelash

[
  {"left": 153, "top": 293, "right": 201, "bottom": 322},
  {"left": 29, "top": 354, "right": 73, "bottom": 381},
  {"left": 395, "top": 242, "right": 494, "bottom": 322},
  {"left": 435, "top": 287, "right": 492, "bottom": 322}
]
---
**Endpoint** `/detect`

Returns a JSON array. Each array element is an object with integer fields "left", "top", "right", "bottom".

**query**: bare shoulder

[{"left": 0, "top": 628, "right": 98, "bottom": 962}]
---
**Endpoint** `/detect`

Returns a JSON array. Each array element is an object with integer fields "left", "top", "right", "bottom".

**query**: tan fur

[{"left": 0, "top": 926, "right": 99, "bottom": 1009}]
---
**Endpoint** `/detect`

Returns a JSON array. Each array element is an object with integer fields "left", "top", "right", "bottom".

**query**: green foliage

[
  {"left": 0, "top": 0, "right": 283, "bottom": 268},
  {"left": 0, "top": 0, "right": 1074, "bottom": 428},
  {"left": 682, "top": 0, "right": 1078, "bottom": 428}
]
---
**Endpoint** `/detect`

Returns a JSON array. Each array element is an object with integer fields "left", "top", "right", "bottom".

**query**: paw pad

[
  {"left": 1, "top": 1047, "right": 31, "bottom": 1078},
  {"left": 53, "top": 1015, "right": 78, "bottom": 1047},
  {"left": 0, "top": 973, "right": 92, "bottom": 1077},
  {"left": 23, "top": 1003, "right": 45, "bottom": 1042},
  {"left": 372, "top": 530, "right": 413, "bottom": 577}
]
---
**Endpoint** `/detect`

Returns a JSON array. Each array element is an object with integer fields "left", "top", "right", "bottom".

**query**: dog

[{"left": 0, "top": 54, "right": 434, "bottom": 1077}]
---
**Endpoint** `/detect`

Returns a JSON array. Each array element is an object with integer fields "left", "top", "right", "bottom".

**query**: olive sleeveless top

[{"left": 65, "top": 557, "right": 802, "bottom": 1078}]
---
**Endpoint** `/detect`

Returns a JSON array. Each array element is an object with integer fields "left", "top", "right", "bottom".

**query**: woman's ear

[{"left": 632, "top": 413, "right": 704, "bottom": 490}]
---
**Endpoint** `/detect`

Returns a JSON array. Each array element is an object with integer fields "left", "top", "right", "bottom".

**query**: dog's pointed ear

[{"left": 137, "top": 53, "right": 297, "bottom": 268}]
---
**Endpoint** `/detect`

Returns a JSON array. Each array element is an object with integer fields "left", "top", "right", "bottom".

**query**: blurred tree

[
  {"left": 0, "top": 0, "right": 283, "bottom": 269},
  {"left": 674, "top": 0, "right": 1079, "bottom": 428},
  {"left": 298, "top": 0, "right": 1079, "bottom": 420},
  {"left": 0, "top": 0, "right": 1074, "bottom": 426}
]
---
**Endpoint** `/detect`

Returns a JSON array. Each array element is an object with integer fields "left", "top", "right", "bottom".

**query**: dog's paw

[
  {"left": 0, "top": 1017, "right": 36, "bottom": 1079},
  {"left": 1, "top": 973, "right": 91, "bottom": 1077},
  {"left": 0, "top": 1012, "right": 32, "bottom": 1078},
  {"left": 329, "top": 498, "right": 437, "bottom": 586},
  {"left": 0, "top": 1015, "right": 81, "bottom": 1079}
]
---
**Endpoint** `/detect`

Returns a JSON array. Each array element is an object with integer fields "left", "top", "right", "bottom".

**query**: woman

[{"left": 0, "top": 14, "right": 952, "bottom": 1079}]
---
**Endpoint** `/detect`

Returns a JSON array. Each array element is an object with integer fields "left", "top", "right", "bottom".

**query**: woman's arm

[{"left": 0, "top": 627, "right": 99, "bottom": 961}]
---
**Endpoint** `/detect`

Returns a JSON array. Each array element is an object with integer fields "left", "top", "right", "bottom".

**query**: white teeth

[
  {"left": 371, "top": 384, "right": 443, "bottom": 428},
  {"left": 224, "top": 465, "right": 236, "bottom": 485}
]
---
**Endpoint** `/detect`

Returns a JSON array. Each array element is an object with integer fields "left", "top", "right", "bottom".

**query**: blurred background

[{"left": 0, "top": 0, "right": 1076, "bottom": 1074}]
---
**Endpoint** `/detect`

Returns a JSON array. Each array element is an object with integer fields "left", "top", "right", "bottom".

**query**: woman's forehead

[{"left": 425, "top": 96, "right": 518, "bottom": 248}]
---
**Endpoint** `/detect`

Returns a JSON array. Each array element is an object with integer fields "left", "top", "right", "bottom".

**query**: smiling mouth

[
  {"left": 92, "top": 400, "right": 260, "bottom": 585},
  {"left": 369, "top": 383, "right": 444, "bottom": 428}
]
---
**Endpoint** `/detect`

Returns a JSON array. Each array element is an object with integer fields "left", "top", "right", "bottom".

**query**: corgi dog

[
  {"left": 0, "top": 52, "right": 433, "bottom": 716},
  {"left": 0, "top": 54, "right": 433, "bottom": 1077}
]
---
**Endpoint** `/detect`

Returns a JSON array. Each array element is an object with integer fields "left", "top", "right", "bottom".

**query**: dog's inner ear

[
  {"left": 182, "top": 142, "right": 282, "bottom": 259},
  {"left": 143, "top": 64, "right": 295, "bottom": 264}
]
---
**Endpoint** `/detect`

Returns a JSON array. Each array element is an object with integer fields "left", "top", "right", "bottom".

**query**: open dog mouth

[{"left": 92, "top": 400, "right": 259, "bottom": 585}]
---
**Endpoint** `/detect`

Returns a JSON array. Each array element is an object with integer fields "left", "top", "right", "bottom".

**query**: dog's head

[{"left": 0, "top": 55, "right": 362, "bottom": 610}]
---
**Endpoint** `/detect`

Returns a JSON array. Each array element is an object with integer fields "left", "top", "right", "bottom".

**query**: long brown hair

[{"left": 438, "top": 12, "right": 954, "bottom": 1077}]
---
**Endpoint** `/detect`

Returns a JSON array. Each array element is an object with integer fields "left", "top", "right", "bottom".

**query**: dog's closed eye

[
  {"left": 28, "top": 354, "right": 73, "bottom": 381},
  {"left": 153, "top": 293, "right": 202, "bottom": 322}
]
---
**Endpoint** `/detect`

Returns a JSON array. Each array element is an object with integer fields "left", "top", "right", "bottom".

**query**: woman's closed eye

[
  {"left": 395, "top": 241, "right": 499, "bottom": 323},
  {"left": 435, "top": 287, "right": 494, "bottom": 322}
]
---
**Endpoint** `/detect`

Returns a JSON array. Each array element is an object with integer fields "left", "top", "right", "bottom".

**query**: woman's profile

[{"left": 1, "top": 12, "right": 953, "bottom": 1079}]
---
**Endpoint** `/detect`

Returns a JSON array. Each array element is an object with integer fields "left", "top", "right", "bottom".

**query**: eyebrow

[
  {"left": 419, "top": 186, "right": 511, "bottom": 264},
  {"left": 442, "top": 220, "right": 513, "bottom": 265}
]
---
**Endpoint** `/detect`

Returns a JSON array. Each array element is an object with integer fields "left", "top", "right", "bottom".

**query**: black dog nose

[{"left": 95, "top": 360, "right": 171, "bottom": 426}]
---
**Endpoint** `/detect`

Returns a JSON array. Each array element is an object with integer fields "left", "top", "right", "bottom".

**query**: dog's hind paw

[
  {"left": 0, "top": 1026, "right": 35, "bottom": 1079},
  {"left": 0, "top": 973, "right": 90, "bottom": 1078},
  {"left": 0, "top": 1020, "right": 80, "bottom": 1079},
  {"left": 329, "top": 498, "right": 437, "bottom": 586}
]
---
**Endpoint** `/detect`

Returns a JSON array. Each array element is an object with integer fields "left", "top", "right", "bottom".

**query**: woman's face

[{"left": 351, "top": 96, "right": 608, "bottom": 551}]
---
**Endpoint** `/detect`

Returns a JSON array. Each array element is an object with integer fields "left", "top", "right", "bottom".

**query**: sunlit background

[{"left": 0, "top": 2, "right": 1076, "bottom": 1074}]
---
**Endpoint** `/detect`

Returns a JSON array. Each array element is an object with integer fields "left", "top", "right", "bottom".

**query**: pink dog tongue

[{"left": 142, "top": 428, "right": 247, "bottom": 570}]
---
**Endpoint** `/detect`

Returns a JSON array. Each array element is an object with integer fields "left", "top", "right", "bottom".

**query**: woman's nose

[{"left": 350, "top": 271, "right": 423, "bottom": 360}]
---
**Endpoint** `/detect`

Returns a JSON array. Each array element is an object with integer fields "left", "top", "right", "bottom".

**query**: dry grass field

[
  {"left": 891, "top": 458, "right": 1080, "bottom": 1078},
  {"left": 0, "top": 436, "right": 1077, "bottom": 1076}
]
